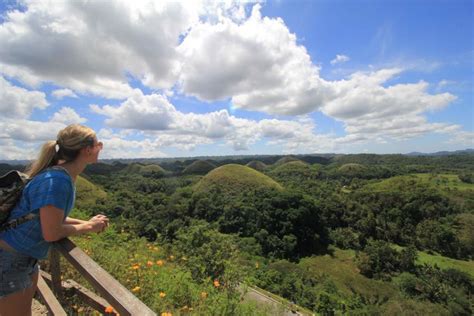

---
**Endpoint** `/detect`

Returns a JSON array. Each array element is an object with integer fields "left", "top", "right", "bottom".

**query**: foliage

[{"left": 17, "top": 152, "right": 473, "bottom": 314}]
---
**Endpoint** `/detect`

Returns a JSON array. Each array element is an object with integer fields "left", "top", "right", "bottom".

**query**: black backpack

[{"left": 0, "top": 170, "right": 35, "bottom": 232}]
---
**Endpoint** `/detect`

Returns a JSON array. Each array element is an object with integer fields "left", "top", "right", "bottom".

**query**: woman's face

[{"left": 86, "top": 137, "right": 103, "bottom": 163}]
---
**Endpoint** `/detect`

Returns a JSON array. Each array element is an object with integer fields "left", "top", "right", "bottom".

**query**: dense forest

[{"left": 2, "top": 153, "right": 473, "bottom": 315}]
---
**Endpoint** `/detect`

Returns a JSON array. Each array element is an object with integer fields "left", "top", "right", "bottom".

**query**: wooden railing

[{"left": 36, "top": 238, "right": 156, "bottom": 316}]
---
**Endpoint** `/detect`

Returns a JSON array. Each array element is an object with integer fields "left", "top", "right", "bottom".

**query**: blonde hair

[{"left": 25, "top": 124, "right": 96, "bottom": 177}]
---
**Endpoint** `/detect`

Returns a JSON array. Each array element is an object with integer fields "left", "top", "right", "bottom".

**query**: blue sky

[{"left": 0, "top": 0, "right": 472, "bottom": 159}]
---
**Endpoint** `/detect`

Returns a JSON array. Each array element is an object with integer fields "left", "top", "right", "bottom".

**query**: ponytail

[{"left": 25, "top": 141, "right": 59, "bottom": 177}]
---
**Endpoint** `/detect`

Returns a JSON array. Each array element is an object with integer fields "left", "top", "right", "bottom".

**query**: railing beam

[
  {"left": 36, "top": 272, "right": 67, "bottom": 316},
  {"left": 52, "top": 238, "right": 156, "bottom": 316}
]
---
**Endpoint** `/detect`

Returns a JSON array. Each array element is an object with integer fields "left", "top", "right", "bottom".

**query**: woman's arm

[
  {"left": 40, "top": 205, "right": 108, "bottom": 242},
  {"left": 64, "top": 217, "right": 87, "bottom": 225}
]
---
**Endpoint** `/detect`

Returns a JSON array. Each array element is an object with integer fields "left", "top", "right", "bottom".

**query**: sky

[{"left": 0, "top": 0, "right": 472, "bottom": 160}]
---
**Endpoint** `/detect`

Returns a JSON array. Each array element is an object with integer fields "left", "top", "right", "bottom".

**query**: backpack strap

[{"left": 0, "top": 213, "right": 38, "bottom": 233}]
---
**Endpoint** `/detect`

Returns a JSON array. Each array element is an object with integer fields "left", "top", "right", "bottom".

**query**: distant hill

[
  {"left": 246, "top": 160, "right": 267, "bottom": 171},
  {"left": 337, "top": 163, "right": 368, "bottom": 176},
  {"left": 182, "top": 160, "right": 216, "bottom": 175},
  {"left": 75, "top": 175, "right": 107, "bottom": 210},
  {"left": 274, "top": 156, "right": 302, "bottom": 165},
  {"left": 270, "top": 161, "right": 313, "bottom": 178},
  {"left": 194, "top": 164, "right": 283, "bottom": 196},
  {"left": 84, "top": 161, "right": 127, "bottom": 175},
  {"left": 121, "top": 163, "right": 167, "bottom": 177},
  {"left": 405, "top": 148, "right": 474, "bottom": 156}
]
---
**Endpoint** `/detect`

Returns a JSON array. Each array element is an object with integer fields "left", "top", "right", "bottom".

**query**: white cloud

[
  {"left": 95, "top": 136, "right": 168, "bottom": 159},
  {"left": 51, "top": 88, "right": 78, "bottom": 99},
  {"left": 0, "top": 76, "right": 48, "bottom": 118},
  {"left": 50, "top": 107, "right": 87, "bottom": 125},
  {"left": 445, "top": 130, "right": 474, "bottom": 146},
  {"left": 90, "top": 89, "right": 177, "bottom": 130},
  {"left": 321, "top": 68, "right": 458, "bottom": 141},
  {"left": 0, "top": 1, "right": 469, "bottom": 158},
  {"left": 0, "top": 139, "right": 37, "bottom": 160},
  {"left": 90, "top": 89, "right": 340, "bottom": 152},
  {"left": 0, "top": 0, "right": 199, "bottom": 98},
  {"left": 330, "top": 54, "right": 350, "bottom": 65},
  {"left": 178, "top": 4, "right": 333, "bottom": 115},
  {"left": 0, "top": 119, "right": 65, "bottom": 142}
]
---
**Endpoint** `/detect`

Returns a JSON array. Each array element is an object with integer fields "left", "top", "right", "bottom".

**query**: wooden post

[
  {"left": 36, "top": 273, "right": 67, "bottom": 316},
  {"left": 49, "top": 247, "right": 63, "bottom": 301}
]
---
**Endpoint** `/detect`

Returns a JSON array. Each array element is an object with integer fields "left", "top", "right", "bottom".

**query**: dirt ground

[{"left": 32, "top": 298, "right": 48, "bottom": 316}]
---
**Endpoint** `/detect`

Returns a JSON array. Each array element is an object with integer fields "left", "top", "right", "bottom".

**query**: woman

[{"left": 0, "top": 124, "right": 109, "bottom": 315}]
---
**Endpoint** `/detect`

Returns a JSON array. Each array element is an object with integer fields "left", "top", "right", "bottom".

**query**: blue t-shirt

[{"left": 0, "top": 168, "right": 75, "bottom": 259}]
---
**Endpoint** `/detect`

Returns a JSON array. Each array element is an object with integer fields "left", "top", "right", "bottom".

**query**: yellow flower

[
  {"left": 131, "top": 264, "right": 140, "bottom": 270},
  {"left": 146, "top": 260, "right": 153, "bottom": 267},
  {"left": 132, "top": 286, "right": 140, "bottom": 293},
  {"left": 105, "top": 306, "right": 114, "bottom": 313},
  {"left": 169, "top": 255, "right": 175, "bottom": 260},
  {"left": 156, "top": 260, "right": 164, "bottom": 266},
  {"left": 161, "top": 312, "right": 172, "bottom": 316},
  {"left": 159, "top": 291, "right": 166, "bottom": 298},
  {"left": 200, "top": 291, "right": 208, "bottom": 299},
  {"left": 213, "top": 280, "right": 220, "bottom": 288}
]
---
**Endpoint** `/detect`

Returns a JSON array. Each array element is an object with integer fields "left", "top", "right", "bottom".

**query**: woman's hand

[
  {"left": 89, "top": 214, "right": 109, "bottom": 233},
  {"left": 88, "top": 220, "right": 107, "bottom": 233}
]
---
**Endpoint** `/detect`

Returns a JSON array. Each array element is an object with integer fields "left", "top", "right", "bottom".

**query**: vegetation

[{"left": 8, "top": 152, "right": 471, "bottom": 315}]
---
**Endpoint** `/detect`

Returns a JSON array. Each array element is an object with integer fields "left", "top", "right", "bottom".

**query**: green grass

[
  {"left": 391, "top": 244, "right": 474, "bottom": 278},
  {"left": 246, "top": 284, "right": 315, "bottom": 315},
  {"left": 417, "top": 251, "right": 474, "bottom": 278},
  {"left": 363, "top": 173, "right": 474, "bottom": 210},
  {"left": 297, "top": 248, "right": 449, "bottom": 315},
  {"left": 299, "top": 248, "right": 398, "bottom": 300}
]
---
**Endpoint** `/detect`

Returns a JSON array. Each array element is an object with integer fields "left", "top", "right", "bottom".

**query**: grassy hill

[
  {"left": 273, "top": 156, "right": 302, "bottom": 166},
  {"left": 363, "top": 173, "right": 474, "bottom": 210},
  {"left": 366, "top": 173, "right": 474, "bottom": 193},
  {"left": 336, "top": 163, "right": 368, "bottom": 176},
  {"left": 389, "top": 244, "right": 474, "bottom": 278},
  {"left": 140, "top": 164, "right": 167, "bottom": 177},
  {"left": 298, "top": 248, "right": 450, "bottom": 315},
  {"left": 246, "top": 160, "right": 267, "bottom": 172},
  {"left": 194, "top": 164, "right": 283, "bottom": 195},
  {"left": 182, "top": 160, "right": 216, "bottom": 175},
  {"left": 270, "top": 161, "right": 311, "bottom": 176},
  {"left": 75, "top": 175, "right": 107, "bottom": 210},
  {"left": 121, "top": 163, "right": 167, "bottom": 177}
]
